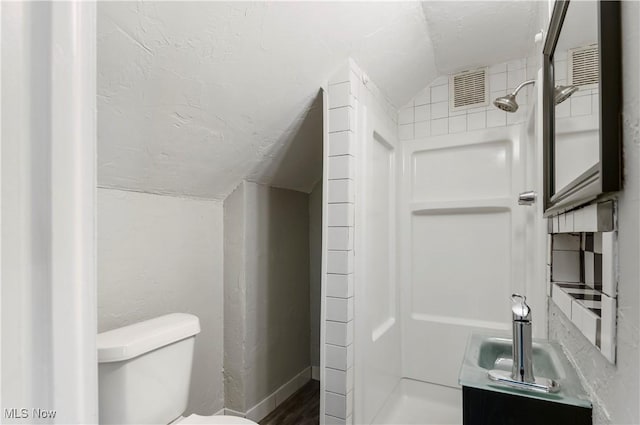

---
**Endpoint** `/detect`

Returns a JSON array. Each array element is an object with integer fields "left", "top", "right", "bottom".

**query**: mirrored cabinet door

[{"left": 543, "top": 0, "right": 622, "bottom": 215}]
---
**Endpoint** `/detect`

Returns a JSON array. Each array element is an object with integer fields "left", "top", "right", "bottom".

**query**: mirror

[{"left": 543, "top": 0, "right": 622, "bottom": 215}]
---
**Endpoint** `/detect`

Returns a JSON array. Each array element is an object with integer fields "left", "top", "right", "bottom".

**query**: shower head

[
  {"left": 493, "top": 93, "right": 519, "bottom": 112},
  {"left": 554, "top": 85, "right": 579, "bottom": 105},
  {"left": 493, "top": 79, "right": 535, "bottom": 113}
]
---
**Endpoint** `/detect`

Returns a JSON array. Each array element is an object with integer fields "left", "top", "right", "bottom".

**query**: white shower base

[{"left": 372, "top": 379, "right": 462, "bottom": 425}]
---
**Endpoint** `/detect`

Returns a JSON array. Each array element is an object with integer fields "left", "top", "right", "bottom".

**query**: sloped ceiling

[
  {"left": 97, "top": 1, "right": 436, "bottom": 199},
  {"left": 97, "top": 1, "right": 537, "bottom": 200},
  {"left": 421, "top": 1, "right": 538, "bottom": 74}
]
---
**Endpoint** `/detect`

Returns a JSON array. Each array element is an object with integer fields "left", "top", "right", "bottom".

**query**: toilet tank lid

[{"left": 98, "top": 313, "right": 201, "bottom": 363}]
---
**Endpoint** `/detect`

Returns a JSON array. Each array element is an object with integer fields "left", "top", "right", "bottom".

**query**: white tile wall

[
  {"left": 554, "top": 48, "right": 599, "bottom": 122},
  {"left": 325, "top": 320, "right": 354, "bottom": 347},
  {"left": 329, "top": 131, "right": 355, "bottom": 157},
  {"left": 327, "top": 180, "right": 354, "bottom": 204},
  {"left": 326, "top": 297, "right": 354, "bottom": 322},
  {"left": 448, "top": 115, "right": 467, "bottom": 133},
  {"left": 601, "top": 231, "right": 617, "bottom": 297},
  {"left": 414, "top": 121, "right": 430, "bottom": 138},
  {"left": 325, "top": 367, "right": 354, "bottom": 396},
  {"left": 326, "top": 250, "right": 353, "bottom": 274},
  {"left": 571, "top": 299, "right": 599, "bottom": 345},
  {"left": 398, "top": 123, "right": 413, "bottom": 140},
  {"left": 551, "top": 283, "right": 573, "bottom": 318},
  {"left": 326, "top": 60, "right": 399, "bottom": 422},
  {"left": 415, "top": 104, "right": 429, "bottom": 122},
  {"left": 327, "top": 203, "right": 354, "bottom": 227},
  {"left": 489, "top": 72, "right": 507, "bottom": 91},
  {"left": 329, "top": 107, "right": 354, "bottom": 133},
  {"left": 325, "top": 61, "right": 367, "bottom": 423},
  {"left": 552, "top": 215, "right": 560, "bottom": 233},
  {"left": 324, "top": 413, "right": 347, "bottom": 425},
  {"left": 593, "top": 232, "right": 603, "bottom": 253},
  {"left": 326, "top": 274, "right": 354, "bottom": 298},
  {"left": 552, "top": 202, "right": 614, "bottom": 234},
  {"left": 327, "top": 227, "right": 354, "bottom": 251},
  {"left": 325, "top": 391, "right": 347, "bottom": 418},
  {"left": 431, "top": 101, "right": 448, "bottom": 119},
  {"left": 398, "top": 57, "right": 530, "bottom": 141},
  {"left": 584, "top": 251, "right": 595, "bottom": 286},
  {"left": 328, "top": 155, "right": 355, "bottom": 180},
  {"left": 570, "top": 94, "right": 592, "bottom": 116},
  {"left": 325, "top": 392, "right": 353, "bottom": 423},
  {"left": 551, "top": 251, "right": 581, "bottom": 282},
  {"left": 553, "top": 233, "right": 581, "bottom": 251},
  {"left": 487, "top": 109, "right": 507, "bottom": 128},
  {"left": 600, "top": 293, "right": 617, "bottom": 362},
  {"left": 431, "top": 118, "right": 448, "bottom": 136},
  {"left": 467, "top": 111, "right": 486, "bottom": 131},
  {"left": 328, "top": 82, "right": 353, "bottom": 109},
  {"left": 325, "top": 344, "right": 354, "bottom": 371},
  {"left": 565, "top": 212, "right": 574, "bottom": 232}
]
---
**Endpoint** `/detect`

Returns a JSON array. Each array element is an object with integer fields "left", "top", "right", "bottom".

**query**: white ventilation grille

[
  {"left": 568, "top": 44, "right": 599, "bottom": 88},
  {"left": 449, "top": 68, "right": 489, "bottom": 111}
]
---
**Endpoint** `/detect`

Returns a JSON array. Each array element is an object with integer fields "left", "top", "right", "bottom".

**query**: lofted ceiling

[
  {"left": 97, "top": 1, "right": 537, "bottom": 200},
  {"left": 421, "top": 1, "right": 539, "bottom": 74}
]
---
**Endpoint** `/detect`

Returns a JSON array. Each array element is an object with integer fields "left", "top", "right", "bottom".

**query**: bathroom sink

[
  {"left": 476, "top": 336, "right": 561, "bottom": 381},
  {"left": 459, "top": 333, "right": 591, "bottom": 409}
]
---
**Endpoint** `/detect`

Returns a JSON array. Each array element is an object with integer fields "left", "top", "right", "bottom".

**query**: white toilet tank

[{"left": 97, "top": 313, "right": 201, "bottom": 424}]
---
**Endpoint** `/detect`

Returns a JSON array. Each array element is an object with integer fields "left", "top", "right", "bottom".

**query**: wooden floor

[{"left": 260, "top": 380, "right": 320, "bottom": 425}]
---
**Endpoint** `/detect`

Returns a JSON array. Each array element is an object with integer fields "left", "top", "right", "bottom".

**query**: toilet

[{"left": 97, "top": 313, "right": 257, "bottom": 425}]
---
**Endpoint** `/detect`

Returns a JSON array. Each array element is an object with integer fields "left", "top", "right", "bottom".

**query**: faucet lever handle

[{"left": 511, "top": 293, "right": 531, "bottom": 319}]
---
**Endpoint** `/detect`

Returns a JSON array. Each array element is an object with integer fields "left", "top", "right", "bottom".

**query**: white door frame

[{"left": 1, "top": 2, "right": 98, "bottom": 423}]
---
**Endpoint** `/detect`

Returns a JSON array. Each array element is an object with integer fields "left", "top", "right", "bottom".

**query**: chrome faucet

[
  {"left": 487, "top": 294, "right": 560, "bottom": 393},
  {"left": 510, "top": 294, "right": 534, "bottom": 383}
]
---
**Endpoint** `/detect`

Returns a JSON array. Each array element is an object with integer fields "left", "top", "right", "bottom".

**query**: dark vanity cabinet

[{"left": 462, "top": 386, "right": 591, "bottom": 425}]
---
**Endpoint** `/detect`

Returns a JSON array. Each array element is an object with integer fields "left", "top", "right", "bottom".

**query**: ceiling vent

[
  {"left": 568, "top": 44, "right": 599, "bottom": 88},
  {"left": 449, "top": 67, "right": 489, "bottom": 112}
]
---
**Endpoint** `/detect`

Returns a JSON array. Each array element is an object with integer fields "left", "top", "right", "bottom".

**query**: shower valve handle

[{"left": 518, "top": 191, "right": 536, "bottom": 206}]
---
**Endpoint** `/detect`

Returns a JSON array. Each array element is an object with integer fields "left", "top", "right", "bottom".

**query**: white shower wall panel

[
  {"left": 367, "top": 133, "right": 396, "bottom": 338},
  {"left": 410, "top": 211, "right": 511, "bottom": 322},
  {"left": 399, "top": 127, "right": 526, "bottom": 388},
  {"left": 331, "top": 60, "right": 401, "bottom": 425},
  {"left": 411, "top": 140, "right": 511, "bottom": 202},
  {"left": 357, "top": 129, "right": 400, "bottom": 424}
]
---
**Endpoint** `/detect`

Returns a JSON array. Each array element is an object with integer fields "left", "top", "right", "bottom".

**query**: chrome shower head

[
  {"left": 493, "top": 93, "right": 519, "bottom": 112},
  {"left": 554, "top": 85, "right": 579, "bottom": 105},
  {"left": 493, "top": 79, "right": 535, "bottom": 113}
]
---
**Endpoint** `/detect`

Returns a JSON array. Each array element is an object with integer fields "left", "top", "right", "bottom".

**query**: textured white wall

[
  {"left": 96, "top": 2, "right": 438, "bottom": 200},
  {"left": 97, "top": 188, "right": 224, "bottom": 415},
  {"left": 243, "top": 183, "right": 311, "bottom": 409},
  {"left": 223, "top": 181, "right": 311, "bottom": 413},
  {"left": 223, "top": 183, "right": 246, "bottom": 412},
  {"left": 547, "top": 3, "right": 640, "bottom": 424},
  {"left": 421, "top": 1, "right": 538, "bottom": 74}
]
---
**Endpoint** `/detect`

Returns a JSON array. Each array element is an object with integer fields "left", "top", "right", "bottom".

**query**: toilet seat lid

[{"left": 178, "top": 414, "right": 257, "bottom": 424}]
